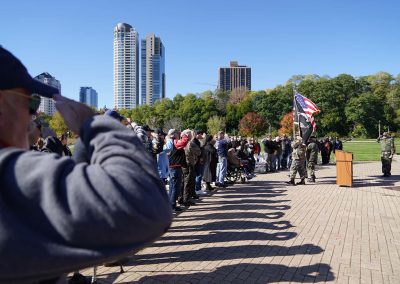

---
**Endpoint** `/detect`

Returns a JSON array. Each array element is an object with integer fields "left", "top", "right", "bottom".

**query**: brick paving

[{"left": 79, "top": 160, "right": 400, "bottom": 283}]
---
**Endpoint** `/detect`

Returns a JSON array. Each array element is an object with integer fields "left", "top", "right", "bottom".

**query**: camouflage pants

[
  {"left": 289, "top": 159, "right": 306, "bottom": 179},
  {"left": 381, "top": 157, "right": 392, "bottom": 175},
  {"left": 307, "top": 161, "right": 316, "bottom": 178}
]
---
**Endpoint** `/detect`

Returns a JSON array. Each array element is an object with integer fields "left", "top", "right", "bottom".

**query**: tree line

[{"left": 43, "top": 72, "right": 400, "bottom": 139}]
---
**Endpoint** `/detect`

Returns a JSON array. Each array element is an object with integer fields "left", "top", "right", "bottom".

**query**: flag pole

[
  {"left": 292, "top": 95, "right": 296, "bottom": 139},
  {"left": 293, "top": 87, "right": 300, "bottom": 138}
]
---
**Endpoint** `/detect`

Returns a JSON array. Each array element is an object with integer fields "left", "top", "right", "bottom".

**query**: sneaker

[
  {"left": 196, "top": 190, "right": 207, "bottom": 195},
  {"left": 174, "top": 207, "right": 183, "bottom": 212}
]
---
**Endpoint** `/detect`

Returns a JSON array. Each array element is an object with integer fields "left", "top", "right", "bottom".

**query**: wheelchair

[{"left": 225, "top": 160, "right": 251, "bottom": 184}]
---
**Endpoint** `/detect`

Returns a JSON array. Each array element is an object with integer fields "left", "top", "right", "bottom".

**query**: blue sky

[{"left": 1, "top": 0, "right": 399, "bottom": 108}]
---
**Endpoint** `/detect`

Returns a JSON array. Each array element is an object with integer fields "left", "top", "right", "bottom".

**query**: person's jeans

[
  {"left": 217, "top": 156, "right": 227, "bottom": 184},
  {"left": 276, "top": 154, "right": 282, "bottom": 170},
  {"left": 195, "top": 164, "right": 204, "bottom": 191},
  {"left": 168, "top": 167, "right": 182, "bottom": 207}
]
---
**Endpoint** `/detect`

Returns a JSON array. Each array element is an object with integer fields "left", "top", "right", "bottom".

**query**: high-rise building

[
  {"left": 35, "top": 72, "right": 61, "bottom": 116},
  {"left": 79, "top": 87, "right": 98, "bottom": 109},
  {"left": 141, "top": 34, "right": 165, "bottom": 105},
  {"left": 218, "top": 61, "right": 251, "bottom": 92},
  {"left": 113, "top": 23, "right": 139, "bottom": 109}
]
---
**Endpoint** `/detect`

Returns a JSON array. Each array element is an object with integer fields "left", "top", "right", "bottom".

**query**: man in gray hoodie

[{"left": 0, "top": 46, "right": 172, "bottom": 283}]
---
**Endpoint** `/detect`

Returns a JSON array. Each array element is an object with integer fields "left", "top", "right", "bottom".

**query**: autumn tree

[
  {"left": 238, "top": 112, "right": 267, "bottom": 137},
  {"left": 278, "top": 112, "right": 293, "bottom": 136}
]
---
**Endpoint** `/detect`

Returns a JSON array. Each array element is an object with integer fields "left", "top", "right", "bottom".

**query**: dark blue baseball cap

[
  {"left": 104, "top": 109, "right": 125, "bottom": 121},
  {"left": 0, "top": 46, "right": 59, "bottom": 98}
]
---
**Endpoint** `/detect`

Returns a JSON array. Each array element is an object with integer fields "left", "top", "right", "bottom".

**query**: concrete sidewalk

[{"left": 80, "top": 161, "right": 400, "bottom": 283}]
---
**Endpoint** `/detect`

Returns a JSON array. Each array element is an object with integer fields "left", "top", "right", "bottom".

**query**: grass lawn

[{"left": 342, "top": 139, "right": 400, "bottom": 161}]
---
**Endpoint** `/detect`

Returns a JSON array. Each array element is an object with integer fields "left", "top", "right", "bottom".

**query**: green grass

[{"left": 342, "top": 139, "right": 400, "bottom": 161}]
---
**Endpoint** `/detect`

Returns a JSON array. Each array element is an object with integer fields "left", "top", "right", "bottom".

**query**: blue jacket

[{"left": 216, "top": 139, "right": 228, "bottom": 158}]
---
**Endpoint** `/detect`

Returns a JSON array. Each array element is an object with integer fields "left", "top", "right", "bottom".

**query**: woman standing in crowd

[{"left": 203, "top": 135, "right": 218, "bottom": 191}]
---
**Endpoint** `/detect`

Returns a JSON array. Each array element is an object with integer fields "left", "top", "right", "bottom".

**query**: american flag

[{"left": 294, "top": 93, "right": 320, "bottom": 129}]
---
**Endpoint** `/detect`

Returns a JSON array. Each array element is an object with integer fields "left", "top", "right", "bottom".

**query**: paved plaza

[{"left": 80, "top": 160, "right": 400, "bottom": 283}]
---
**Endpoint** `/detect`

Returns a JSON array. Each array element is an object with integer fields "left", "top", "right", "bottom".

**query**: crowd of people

[
  {"left": 65, "top": 116, "right": 262, "bottom": 213},
  {"left": 29, "top": 112, "right": 348, "bottom": 214}
]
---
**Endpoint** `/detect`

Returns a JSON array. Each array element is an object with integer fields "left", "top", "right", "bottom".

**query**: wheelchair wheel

[{"left": 225, "top": 167, "right": 240, "bottom": 184}]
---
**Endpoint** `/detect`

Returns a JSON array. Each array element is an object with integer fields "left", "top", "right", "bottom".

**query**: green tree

[
  {"left": 49, "top": 112, "right": 69, "bottom": 136},
  {"left": 207, "top": 116, "right": 226, "bottom": 136},
  {"left": 345, "top": 92, "right": 384, "bottom": 137},
  {"left": 225, "top": 96, "right": 253, "bottom": 134},
  {"left": 251, "top": 86, "right": 292, "bottom": 130}
]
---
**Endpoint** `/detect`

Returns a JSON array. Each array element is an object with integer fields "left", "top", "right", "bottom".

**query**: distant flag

[{"left": 293, "top": 93, "right": 320, "bottom": 143}]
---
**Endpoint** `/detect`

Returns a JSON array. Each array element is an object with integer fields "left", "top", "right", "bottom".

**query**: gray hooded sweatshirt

[{"left": 0, "top": 115, "right": 172, "bottom": 283}]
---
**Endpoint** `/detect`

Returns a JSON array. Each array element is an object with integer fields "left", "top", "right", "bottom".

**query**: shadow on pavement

[
  {"left": 168, "top": 220, "right": 294, "bottom": 232},
  {"left": 192, "top": 203, "right": 291, "bottom": 212},
  {"left": 96, "top": 170, "right": 335, "bottom": 283},
  {"left": 131, "top": 243, "right": 323, "bottom": 265},
  {"left": 199, "top": 198, "right": 291, "bottom": 205},
  {"left": 130, "top": 263, "right": 334, "bottom": 283},
  {"left": 173, "top": 211, "right": 285, "bottom": 222},
  {"left": 150, "top": 230, "right": 297, "bottom": 247}
]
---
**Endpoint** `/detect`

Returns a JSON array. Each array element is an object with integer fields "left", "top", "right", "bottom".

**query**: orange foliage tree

[
  {"left": 278, "top": 112, "right": 293, "bottom": 136},
  {"left": 238, "top": 112, "right": 268, "bottom": 137}
]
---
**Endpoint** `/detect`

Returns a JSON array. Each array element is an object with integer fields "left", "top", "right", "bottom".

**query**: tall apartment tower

[
  {"left": 35, "top": 72, "right": 61, "bottom": 116},
  {"left": 141, "top": 34, "right": 165, "bottom": 105},
  {"left": 79, "top": 87, "right": 98, "bottom": 109},
  {"left": 113, "top": 23, "right": 139, "bottom": 109},
  {"left": 218, "top": 61, "right": 251, "bottom": 92}
]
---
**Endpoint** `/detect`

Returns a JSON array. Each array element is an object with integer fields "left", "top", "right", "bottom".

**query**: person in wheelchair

[
  {"left": 237, "top": 140, "right": 256, "bottom": 178},
  {"left": 227, "top": 145, "right": 253, "bottom": 180}
]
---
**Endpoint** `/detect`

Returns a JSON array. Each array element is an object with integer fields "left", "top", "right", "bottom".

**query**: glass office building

[{"left": 113, "top": 23, "right": 139, "bottom": 109}]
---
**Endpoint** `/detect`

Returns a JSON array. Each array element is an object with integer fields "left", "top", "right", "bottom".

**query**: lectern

[{"left": 335, "top": 150, "right": 353, "bottom": 187}]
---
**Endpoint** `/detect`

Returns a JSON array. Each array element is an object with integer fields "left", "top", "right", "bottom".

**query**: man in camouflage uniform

[
  {"left": 286, "top": 136, "right": 307, "bottom": 186},
  {"left": 377, "top": 132, "right": 395, "bottom": 177},
  {"left": 306, "top": 136, "right": 319, "bottom": 182}
]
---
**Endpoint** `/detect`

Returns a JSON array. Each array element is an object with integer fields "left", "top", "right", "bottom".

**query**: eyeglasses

[{"left": 0, "top": 90, "right": 41, "bottom": 115}]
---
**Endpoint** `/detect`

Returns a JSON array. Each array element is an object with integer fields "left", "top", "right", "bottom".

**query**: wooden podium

[{"left": 335, "top": 150, "right": 353, "bottom": 187}]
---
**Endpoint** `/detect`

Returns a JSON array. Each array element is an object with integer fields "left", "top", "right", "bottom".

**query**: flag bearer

[{"left": 286, "top": 136, "right": 307, "bottom": 186}]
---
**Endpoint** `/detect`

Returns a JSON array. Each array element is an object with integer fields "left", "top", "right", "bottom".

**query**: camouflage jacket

[
  {"left": 306, "top": 142, "right": 319, "bottom": 162},
  {"left": 291, "top": 139, "right": 306, "bottom": 161}
]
